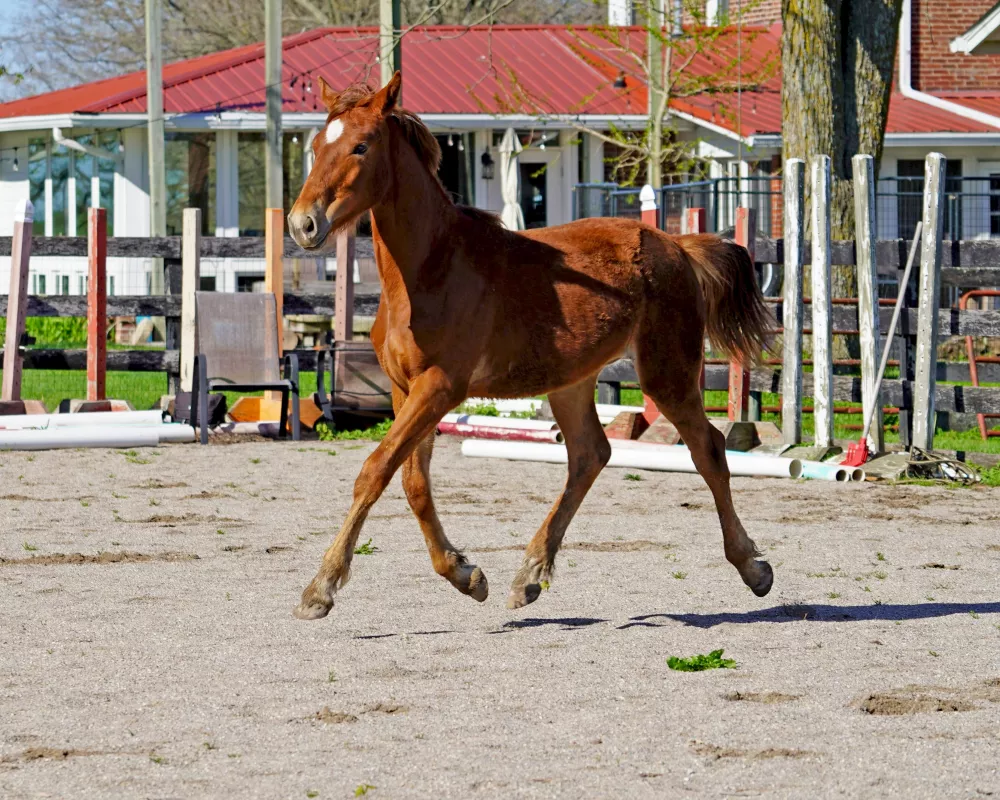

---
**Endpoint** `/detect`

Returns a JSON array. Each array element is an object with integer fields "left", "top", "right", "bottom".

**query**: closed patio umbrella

[{"left": 498, "top": 128, "right": 524, "bottom": 231}]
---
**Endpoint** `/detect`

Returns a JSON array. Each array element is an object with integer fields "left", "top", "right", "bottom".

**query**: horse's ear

[
  {"left": 372, "top": 71, "right": 402, "bottom": 115},
  {"left": 317, "top": 76, "right": 339, "bottom": 112}
]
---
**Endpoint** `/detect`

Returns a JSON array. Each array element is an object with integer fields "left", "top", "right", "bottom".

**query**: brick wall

[
  {"left": 912, "top": 0, "right": 1000, "bottom": 91},
  {"left": 681, "top": 0, "right": 780, "bottom": 26}
]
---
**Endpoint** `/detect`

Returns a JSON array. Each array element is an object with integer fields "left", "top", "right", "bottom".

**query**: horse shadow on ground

[
  {"left": 619, "top": 602, "right": 1000, "bottom": 630},
  {"left": 489, "top": 617, "right": 608, "bottom": 634}
]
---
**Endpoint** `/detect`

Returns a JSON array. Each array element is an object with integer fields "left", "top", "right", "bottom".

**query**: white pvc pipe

[
  {"left": 0, "top": 410, "right": 165, "bottom": 430},
  {"left": 0, "top": 426, "right": 161, "bottom": 451},
  {"left": 441, "top": 413, "right": 558, "bottom": 431},
  {"left": 151, "top": 425, "right": 196, "bottom": 444},
  {"left": 461, "top": 440, "right": 802, "bottom": 479},
  {"left": 462, "top": 398, "right": 644, "bottom": 418},
  {"left": 212, "top": 421, "right": 284, "bottom": 437},
  {"left": 799, "top": 460, "right": 850, "bottom": 483}
]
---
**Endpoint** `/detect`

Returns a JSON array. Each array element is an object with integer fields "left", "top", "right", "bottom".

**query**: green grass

[
  {"left": 667, "top": 649, "right": 736, "bottom": 672},
  {"left": 316, "top": 417, "right": 392, "bottom": 442}
]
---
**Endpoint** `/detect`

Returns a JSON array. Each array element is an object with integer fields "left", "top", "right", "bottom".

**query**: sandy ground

[{"left": 1, "top": 435, "right": 1000, "bottom": 799}]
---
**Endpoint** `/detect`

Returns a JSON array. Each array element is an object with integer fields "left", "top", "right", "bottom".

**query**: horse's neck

[{"left": 370, "top": 139, "right": 455, "bottom": 290}]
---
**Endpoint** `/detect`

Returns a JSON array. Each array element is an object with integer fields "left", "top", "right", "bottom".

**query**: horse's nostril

[{"left": 303, "top": 215, "right": 316, "bottom": 236}]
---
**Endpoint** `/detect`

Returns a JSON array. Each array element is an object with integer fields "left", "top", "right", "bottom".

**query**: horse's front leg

[{"left": 293, "top": 368, "right": 460, "bottom": 620}]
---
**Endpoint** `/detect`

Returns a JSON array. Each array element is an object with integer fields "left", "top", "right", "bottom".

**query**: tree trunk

[{"left": 782, "top": 0, "right": 902, "bottom": 358}]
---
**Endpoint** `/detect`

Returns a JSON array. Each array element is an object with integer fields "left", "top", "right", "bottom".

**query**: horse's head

[{"left": 289, "top": 72, "right": 403, "bottom": 250}]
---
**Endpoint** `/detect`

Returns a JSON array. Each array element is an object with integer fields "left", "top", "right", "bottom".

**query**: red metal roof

[{"left": 0, "top": 24, "right": 997, "bottom": 136}]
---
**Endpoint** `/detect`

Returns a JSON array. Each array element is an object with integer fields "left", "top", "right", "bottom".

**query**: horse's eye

[{"left": 352, "top": 142, "right": 368, "bottom": 156}]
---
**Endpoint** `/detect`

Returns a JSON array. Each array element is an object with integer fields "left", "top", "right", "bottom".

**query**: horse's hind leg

[
  {"left": 508, "top": 376, "right": 610, "bottom": 609},
  {"left": 402, "top": 429, "right": 488, "bottom": 602},
  {"left": 635, "top": 350, "right": 773, "bottom": 597}
]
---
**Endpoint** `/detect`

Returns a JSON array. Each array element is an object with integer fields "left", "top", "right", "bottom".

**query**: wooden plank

[
  {"left": 913, "top": 153, "right": 946, "bottom": 450},
  {"left": 853, "top": 154, "right": 883, "bottom": 453},
  {"left": 2, "top": 199, "right": 34, "bottom": 402},
  {"left": 180, "top": 208, "right": 201, "bottom": 392},
  {"left": 781, "top": 158, "right": 804, "bottom": 445},
  {"left": 0, "top": 235, "right": 375, "bottom": 260},
  {"left": 0, "top": 348, "right": 331, "bottom": 374},
  {"left": 729, "top": 207, "right": 755, "bottom": 422},
  {"left": 601, "top": 358, "right": 1000, "bottom": 392},
  {"left": 335, "top": 232, "right": 356, "bottom": 342},
  {"left": 811, "top": 155, "right": 834, "bottom": 448},
  {"left": 682, "top": 207, "right": 706, "bottom": 235},
  {"left": 87, "top": 208, "right": 108, "bottom": 402}
]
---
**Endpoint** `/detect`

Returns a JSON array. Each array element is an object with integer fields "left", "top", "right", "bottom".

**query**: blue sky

[{"left": 0, "top": 0, "right": 32, "bottom": 25}]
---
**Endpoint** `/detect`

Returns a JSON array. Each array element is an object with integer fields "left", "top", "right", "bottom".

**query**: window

[
  {"left": 27, "top": 132, "right": 117, "bottom": 237},
  {"left": 50, "top": 146, "right": 70, "bottom": 236},
  {"left": 897, "top": 159, "right": 963, "bottom": 239},
  {"left": 61, "top": 275, "right": 69, "bottom": 296},
  {"left": 73, "top": 132, "right": 119, "bottom": 236},
  {"left": 236, "top": 274, "right": 262, "bottom": 292},
  {"left": 28, "top": 138, "right": 47, "bottom": 236},
  {"left": 199, "top": 276, "right": 217, "bottom": 291},
  {"left": 109, "top": 276, "right": 115, "bottom": 296},
  {"left": 165, "top": 133, "right": 216, "bottom": 236},
  {"left": 78, "top": 275, "right": 85, "bottom": 295},
  {"left": 238, "top": 132, "right": 266, "bottom": 235},
  {"left": 37, "top": 275, "right": 46, "bottom": 295}
]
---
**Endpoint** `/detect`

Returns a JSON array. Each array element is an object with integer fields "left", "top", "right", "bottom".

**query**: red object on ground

[
  {"left": 436, "top": 421, "right": 563, "bottom": 444},
  {"left": 842, "top": 439, "right": 869, "bottom": 468}
]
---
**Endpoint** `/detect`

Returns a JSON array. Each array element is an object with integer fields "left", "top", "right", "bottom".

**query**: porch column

[{"left": 215, "top": 130, "right": 239, "bottom": 237}]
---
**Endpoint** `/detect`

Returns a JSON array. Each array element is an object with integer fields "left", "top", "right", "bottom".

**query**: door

[{"left": 518, "top": 149, "right": 566, "bottom": 228}]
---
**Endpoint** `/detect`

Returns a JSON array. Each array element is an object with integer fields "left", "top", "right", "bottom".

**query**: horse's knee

[{"left": 353, "top": 453, "right": 391, "bottom": 505}]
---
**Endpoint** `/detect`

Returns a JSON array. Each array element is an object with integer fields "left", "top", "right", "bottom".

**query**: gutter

[{"left": 899, "top": 0, "right": 1000, "bottom": 131}]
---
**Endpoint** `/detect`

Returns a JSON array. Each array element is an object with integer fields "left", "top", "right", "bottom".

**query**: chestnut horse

[{"left": 287, "top": 72, "right": 773, "bottom": 620}]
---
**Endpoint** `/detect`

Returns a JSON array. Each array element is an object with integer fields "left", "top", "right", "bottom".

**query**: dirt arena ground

[{"left": 1, "top": 436, "right": 999, "bottom": 799}]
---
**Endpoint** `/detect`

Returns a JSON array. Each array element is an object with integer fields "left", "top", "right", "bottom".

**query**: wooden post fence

[
  {"left": 811, "top": 155, "right": 834, "bottom": 449},
  {"left": 179, "top": 208, "right": 201, "bottom": 393},
  {"left": 86, "top": 207, "right": 108, "bottom": 402},
  {"left": 640, "top": 184, "right": 658, "bottom": 228},
  {"left": 264, "top": 208, "right": 284, "bottom": 403},
  {"left": 729, "top": 207, "right": 756, "bottom": 422},
  {"left": 853, "top": 154, "right": 884, "bottom": 453},
  {"left": 2, "top": 199, "right": 34, "bottom": 404},
  {"left": 913, "top": 153, "right": 946, "bottom": 450},
  {"left": 781, "top": 159, "right": 805, "bottom": 445}
]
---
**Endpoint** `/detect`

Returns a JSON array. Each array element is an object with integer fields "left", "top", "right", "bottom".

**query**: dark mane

[{"left": 327, "top": 82, "right": 502, "bottom": 228}]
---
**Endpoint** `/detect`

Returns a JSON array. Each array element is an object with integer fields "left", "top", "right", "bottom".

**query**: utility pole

[
  {"left": 647, "top": 0, "right": 666, "bottom": 188},
  {"left": 265, "top": 0, "right": 283, "bottom": 210},
  {"left": 145, "top": 0, "right": 166, "bottom": 296},
  {"left": 380, "top": 0, "right": 402, "bottom": 98}
]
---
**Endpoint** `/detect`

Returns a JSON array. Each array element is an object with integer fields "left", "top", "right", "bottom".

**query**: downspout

[{"left": 898, "top": 0, "right": 1000, "bottom": 130}]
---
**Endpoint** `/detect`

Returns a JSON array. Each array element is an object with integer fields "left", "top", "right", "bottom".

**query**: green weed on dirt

[
  {"left": 667, "top": 649, "right": 736, "bottom": 672},
  {"left": 316, "top": 418, "right": 392, "bottom": 442}
]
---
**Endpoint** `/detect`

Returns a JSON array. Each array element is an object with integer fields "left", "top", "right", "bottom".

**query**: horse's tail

[{"left": 678, "top": 234, "right": 771, "bottom": 365}]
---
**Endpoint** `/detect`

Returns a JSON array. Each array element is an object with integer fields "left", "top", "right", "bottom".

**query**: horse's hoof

[
  {"left": 454, "top": 563, "right": 489, "bottom": 602},
  {"left": 293, "top": 600, "right": 332, "bottom": 620},
  {"left": 748, "top": 560, "right": 774, "bottom": 597},
  {"left": 506, "top": 582, "right": 541, "bottom": 610}
]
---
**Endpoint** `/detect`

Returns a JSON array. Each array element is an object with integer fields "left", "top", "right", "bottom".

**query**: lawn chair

[
  {"left": 315, "top": 338, "right": 393, "bottom": 418},
  {"left": 191, "top": 292, "right": 300, "bottom": 444}
]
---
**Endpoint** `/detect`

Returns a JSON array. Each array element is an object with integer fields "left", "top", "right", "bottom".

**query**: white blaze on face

[{"left": 325, "top": 118, "right": 345, "bottom": 145}]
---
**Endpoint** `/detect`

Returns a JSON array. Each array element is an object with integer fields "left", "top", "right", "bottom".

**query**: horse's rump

[{"left": 675, "top": 233, "right": 771, "bottom": 365}]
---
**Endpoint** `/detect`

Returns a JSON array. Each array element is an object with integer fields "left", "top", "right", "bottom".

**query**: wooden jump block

[
  {"left": 709, "top": 420, "right": 784, "bottom": 452},
  {"left": 0, "top": 399, "right": 47, "bottom": 416},
  {"left": 59, "top": 399, "right": 135, "bottom": 414},
  {"left": 228, "top": 396, "right": 324, "bottom": 430},
  {"left": 638, "top": 416, "right": 681, "bottom": 445},
  {"left": 604, "top": 411, "right": 649, "bottom": 440}
]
